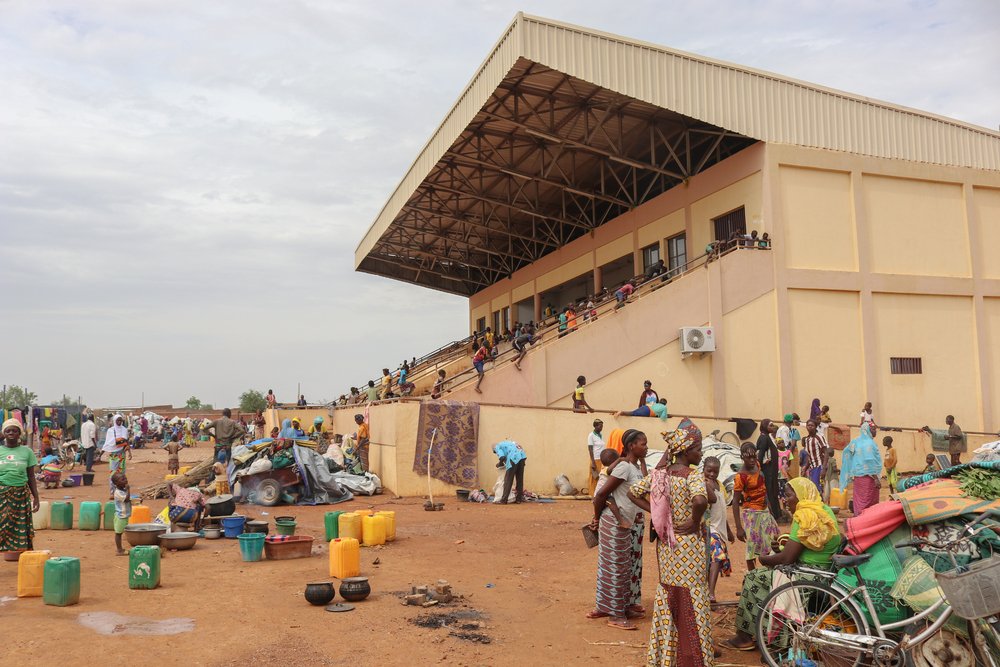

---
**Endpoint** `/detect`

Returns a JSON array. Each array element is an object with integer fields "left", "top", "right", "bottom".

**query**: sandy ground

[{"left": 2, "top": 447, "right": 782, "bottom": 667}]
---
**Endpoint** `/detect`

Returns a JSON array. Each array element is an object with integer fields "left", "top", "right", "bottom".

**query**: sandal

[
  {"left": 625, "top": 609, "right": 645, "bottom": 619},
  {"left": 606, "top": 619, "right": 637, "bottom": 631},
  {"left": 585, "top": 610, "right": 609, "bottom": 620}
]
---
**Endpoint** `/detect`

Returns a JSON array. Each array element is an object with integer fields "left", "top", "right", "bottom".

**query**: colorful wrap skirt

[{"left": 0, "top": 483, "right": 34, "bottom": 553}]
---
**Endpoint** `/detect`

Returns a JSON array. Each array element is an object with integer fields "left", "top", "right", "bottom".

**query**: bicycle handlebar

[{"left": 964, "top": 508, "right": 1000, "bottom": 534}]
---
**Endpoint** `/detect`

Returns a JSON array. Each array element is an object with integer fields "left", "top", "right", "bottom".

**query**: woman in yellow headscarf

[{"left": 724, "top": 472, "right": 841, "bottom": 651}]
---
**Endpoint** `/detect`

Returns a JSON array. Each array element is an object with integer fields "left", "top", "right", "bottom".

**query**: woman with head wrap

[
  {"left": 840, "top": 422, "right": 882, "bottom": 515},
  {"left": 0, "top": 418, "right": 40, "bottom": 555},
  {"left": 755, "top": 418, "right": 781, "bottom": 520},
  {"left": 278, "top": 419, "right": 297, "bottom": 439},
  {"left": 627, "top": 418, "right": 713, "bottom": 666},
  {"left": 809, "top": 398, "right": 822, "bottom": 423},
  {"left": 725, "top": 477, "right": 840, "bottom": 651},
  {"left": 102, "top": 414, "right": 132, "bottom": 499},
  {"left": 588, "top": 428, "right": 649, "bottom": 630}
]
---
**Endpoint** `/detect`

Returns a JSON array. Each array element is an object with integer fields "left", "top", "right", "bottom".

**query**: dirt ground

[{"left": 2, "top": 447, "right": 792, "bottom": 666}]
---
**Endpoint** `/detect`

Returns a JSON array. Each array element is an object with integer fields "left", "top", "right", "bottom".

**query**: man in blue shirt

[{"left": 494, "top": 440, "right": 527, "bottom": 504}]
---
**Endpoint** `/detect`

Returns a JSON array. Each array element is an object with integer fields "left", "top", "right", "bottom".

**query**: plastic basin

[{"left": 263, "top": 535, "right": 314, "bottom": 560}]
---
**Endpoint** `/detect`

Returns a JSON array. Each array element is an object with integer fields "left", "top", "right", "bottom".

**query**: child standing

[
  {"left": 823, "top": 446, "right": 840, "bottom": 503},
  {"left": 776, "top": 440, "right": 790, "bottom": 502},
  {"left": 112, "top": 472, "right": 132, "bottom": 555},
  {"left": 733, "top": 442, "right": 780, "bottom": 571},
  {"left": 704, "top": 456, "right": 734, "bottom": 605},
  {"left": 573, "top": 375, "right": 595, "bottom": 413},
  {"left": 883, "top": 436, "right": 898, "bottom": 491},
  {"left": 164, "top": 434, "right": 183, "bottom": 475}
]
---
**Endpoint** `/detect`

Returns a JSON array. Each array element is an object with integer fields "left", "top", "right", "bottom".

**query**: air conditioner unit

[{"left": 680, "top": 326, "right": 716, "bottom": 354}]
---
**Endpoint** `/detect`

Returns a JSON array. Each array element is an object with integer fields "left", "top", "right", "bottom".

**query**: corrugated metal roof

[{"left": 357, "top": 13, "right": 1000, "bottom": 290}]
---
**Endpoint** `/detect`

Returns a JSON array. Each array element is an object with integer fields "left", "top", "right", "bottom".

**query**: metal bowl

[
  {"left": 124, "top": 523, "right": 168, "bottom": 547},
  {"left": 158, "top": 531, "right": 199, "bottom": 550},
  {"left": 203, "top": 527, "right": 223, "bottom": 539}
]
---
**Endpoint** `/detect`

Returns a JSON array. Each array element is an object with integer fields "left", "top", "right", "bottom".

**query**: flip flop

[
  {"left": 722, "top": 640, "right": 756, "bottom": 652},
  {"left": 606, "top": 620, "right": 637, "bottom": 631},
  {"left": 585, "top": 610, "right": 609, "bottom": 619}
]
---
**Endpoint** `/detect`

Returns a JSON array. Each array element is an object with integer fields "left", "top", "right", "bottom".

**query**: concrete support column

[
  {"left": 851, "top": 170, "right": 880, "bottom": 408},
  {"left": 965, "top": 181, "right": 992, "bottom": 430},
  {"left": 708, "top": 259, "right": 726, "bottom": 418},
  {"left": 593, "top": 266, "right": 603, "bottom": 295},
  {"left": 533, "top": 292, "right": 542, "bottom": 323}
]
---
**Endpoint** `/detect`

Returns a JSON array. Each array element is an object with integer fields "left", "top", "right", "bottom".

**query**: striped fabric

[{"left": 594, "top": 511, "right": 633, "bottom": 617}]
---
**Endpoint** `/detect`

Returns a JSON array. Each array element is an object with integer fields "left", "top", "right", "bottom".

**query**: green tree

[
  {"left": 49, "top": 394, "right": 79, "bottom": 408},
  {"left": 239, "top": 389, "right": 267, "bottom": 413},
  {"left": 1, "top": 385, "right": 38, "bottom": 410},
  {"left": 185, "top": 396, "right": 204, "bottom": 410}
]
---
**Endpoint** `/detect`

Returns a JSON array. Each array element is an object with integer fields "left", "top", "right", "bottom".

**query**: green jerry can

[
  {"left": 78, "top": 501, "right": 101, "bottom": 531},
  {"left": 324, "top": 511, "right": 344, "bottom": 541},
  {"left": 103, "top": 501, "right": 116, "bottom": 530},
  {"left": 129, "top": 545, "right": 161, "bottom": 590},
  {"left": 50, "top": 501, "right": 73, "bottom": 530},
  {"left": 43, "top": 556, "right": 81, "bottom": 606}
]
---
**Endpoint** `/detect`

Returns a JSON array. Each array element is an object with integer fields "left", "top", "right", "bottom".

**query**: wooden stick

[{"left": 426, "top": 428, "right": 437, "bottom": 506}]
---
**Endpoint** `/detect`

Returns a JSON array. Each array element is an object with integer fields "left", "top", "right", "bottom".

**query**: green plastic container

[
  {"left": 43, "top": 556, "right": 81, "bottom": 606},
  {"left": 275, "top": 520, "right": 297, "bottom": 536},
  {"left": 78, "top": 502, "right": 101, "bottom": 531},
  {"left": 50, "top": 502, "right": 73, "bottom": 530},
  {"left": 128, "top": 545, "right": 161, "bottom": 590},
  {"left": 324, "top": 511, "right": 344, "bottom": 541},
  {"left": 237, "top": 533, "right": 265, "bottom": 562},
  {"left": 103, "top": 501, "right": 116, "bottom": 530}
]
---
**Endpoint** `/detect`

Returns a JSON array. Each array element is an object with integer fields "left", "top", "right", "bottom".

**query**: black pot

[
  {"left": 245, "top": 520, "right": 269, "bottom": 534},
  {"left": 339, "top": 577, "right": 371, "bottom": 602},
  {"left": 207, "top": 494, "right": 236, "bottom": 517},
  {"left": 304, "top": 582, "right": 335, "bottom": 606}
]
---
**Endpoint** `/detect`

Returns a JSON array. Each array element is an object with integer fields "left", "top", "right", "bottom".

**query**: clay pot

[
  {"left": 304, "top": 581, "right": 335, "bottom": 606},
  {"left": 339, "top": 576, "right": 371, "bottom": 602}
]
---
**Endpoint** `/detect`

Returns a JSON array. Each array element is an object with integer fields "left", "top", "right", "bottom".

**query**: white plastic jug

[{"left": 32, "top": 501, "right": 51, "bottom": 530}]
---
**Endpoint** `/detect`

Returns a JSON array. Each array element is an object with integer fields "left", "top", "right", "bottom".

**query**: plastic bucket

[
  {"left": 81, "top": 473, "right": 94, "bottom": 486},
  {"left": 275, "top": 520, "right": 297, "bottom": 536},
  {"left": 221, "top": 515, "right": 246, "bottom": 538},
  {"left": 237, "top": 533, "right": 265, "bottom": 562},
  {"left": 69, "top": 474, "right": 82, "bottom": 486}
]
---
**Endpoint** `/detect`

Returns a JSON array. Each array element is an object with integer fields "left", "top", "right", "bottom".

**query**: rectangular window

[
  {"left": 492, "top": 310, "right": 501, "bottom": 333},
  {"left": 475, "top": 317, "right": 486, "bottom": 333},
  {"left": 890, "top": 357, "right": 923, "bottom": 374},
  {"left": 641, "top": 243, "right": 661, "bottom": 271},
  {"left": 712, "top": 206, "right": 747, "bottom": 242},
  {"left": 666, "top": 233, "right": 687, "bottom": 276}
]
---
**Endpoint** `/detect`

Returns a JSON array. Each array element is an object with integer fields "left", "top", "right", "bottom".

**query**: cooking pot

[{"left": 207, "top": 494, "right": 236, "bottom": 517}]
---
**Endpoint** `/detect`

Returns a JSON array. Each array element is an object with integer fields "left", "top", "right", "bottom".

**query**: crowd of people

[{"left": 581, "top": 395, "right": 969, "bottom": 665}]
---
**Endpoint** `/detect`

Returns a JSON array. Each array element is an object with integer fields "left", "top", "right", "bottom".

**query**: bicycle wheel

[{"left": 756, "top": 579, "right": 872, "bottom": 667}]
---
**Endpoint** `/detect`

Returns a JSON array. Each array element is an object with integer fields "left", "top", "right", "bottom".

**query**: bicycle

[{"left": 755, "top": 509, "right": 1000, "bottom": 667}]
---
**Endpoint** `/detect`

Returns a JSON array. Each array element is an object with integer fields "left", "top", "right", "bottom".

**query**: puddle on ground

[
  {"left": 78, "top": 612, "right": 195, "bottom": 636},
  {"left": 0, "top": 596, "right": 15, "bottom": 607}
]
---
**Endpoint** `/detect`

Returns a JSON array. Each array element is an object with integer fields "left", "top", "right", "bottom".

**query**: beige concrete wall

[
  {"left": 786, "top": 289, "right": 865, "bottom": 419},
  {"left": 862, "top": 175, "right": 970, "bottom": 278},
  {"left": 779, "top": 166, "right": 856, "bottom": 272},
  {"left": 637, "top": 208, "right": 685, "bottom": 250},
  {"left": 871, "top": 293, "right": 981, "bottom": 429},
  {"left": 722, "top": 292, "right": 780, "bottom": 416},
  {"left": 982, "top": 297, "right": 1000, "bottom": 425},
  {"left": 975, "top": 187, "right": 1000, "bottom": 279}
]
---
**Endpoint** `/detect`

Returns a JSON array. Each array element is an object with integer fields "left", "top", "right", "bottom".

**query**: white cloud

[{"left": 1, "top": 0, "right": 997, "bottom": 406}]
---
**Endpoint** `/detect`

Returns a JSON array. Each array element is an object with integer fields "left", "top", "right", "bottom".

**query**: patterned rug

[
  {"left": 412, "top": 401, "right": 480, "bottom": 488},
  {"left": 897, "top": 477, "right": 1000, "bottom": 525}
]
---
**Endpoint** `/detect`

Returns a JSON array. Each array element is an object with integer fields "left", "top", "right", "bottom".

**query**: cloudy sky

[{"left": 2, "top": 0, "right": 997, "bottom": 409}]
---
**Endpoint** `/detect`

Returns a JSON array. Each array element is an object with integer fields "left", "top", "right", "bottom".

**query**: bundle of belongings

[
  {"left": 225, "top": 437, "right": 362, "bottom": 506},
  {"left": 834, "top": 461, "right": 1000, "bottom": 647}
]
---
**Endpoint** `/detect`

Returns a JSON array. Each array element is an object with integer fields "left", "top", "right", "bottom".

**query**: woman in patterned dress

[
  {"left": 0, "top": 419, "right": 40, "bottom": 555},
  {"left": 628, "top": 418, "right": 713, "bottom": 666},
  {"left": 588, "top": 429, "right": 649, "bottom": 630}
]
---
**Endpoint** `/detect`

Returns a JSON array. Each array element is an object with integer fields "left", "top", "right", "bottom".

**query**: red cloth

[
  {"left": 852, "top": 475, "right": 881, "bottom": 516},
  {"left": 844, "top": 499, "right": 904, "bottom": 555},
  {"left": 826, "top": 424, "right": 851, "bottom": 450}
]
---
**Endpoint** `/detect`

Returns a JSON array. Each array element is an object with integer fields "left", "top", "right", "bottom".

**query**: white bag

[
  {"left": 247, "top": 457, "right": 273, "bottom": 475},
  {"left": 554, "top": 474, "right": 576, "bottom": 496}
]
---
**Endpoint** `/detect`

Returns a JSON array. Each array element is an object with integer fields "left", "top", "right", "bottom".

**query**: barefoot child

[
  {"left": 164, "top": 434, "right": 183, "bottom": 475},
  {"left": 883, "top": 436, "right": 898, "bottom": 491},
  {"left": 704, "top": 456, "right": 734, "bottom": 604},
  {"left": 112, "top": 472, "right": 132, "bottom": 555}
]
